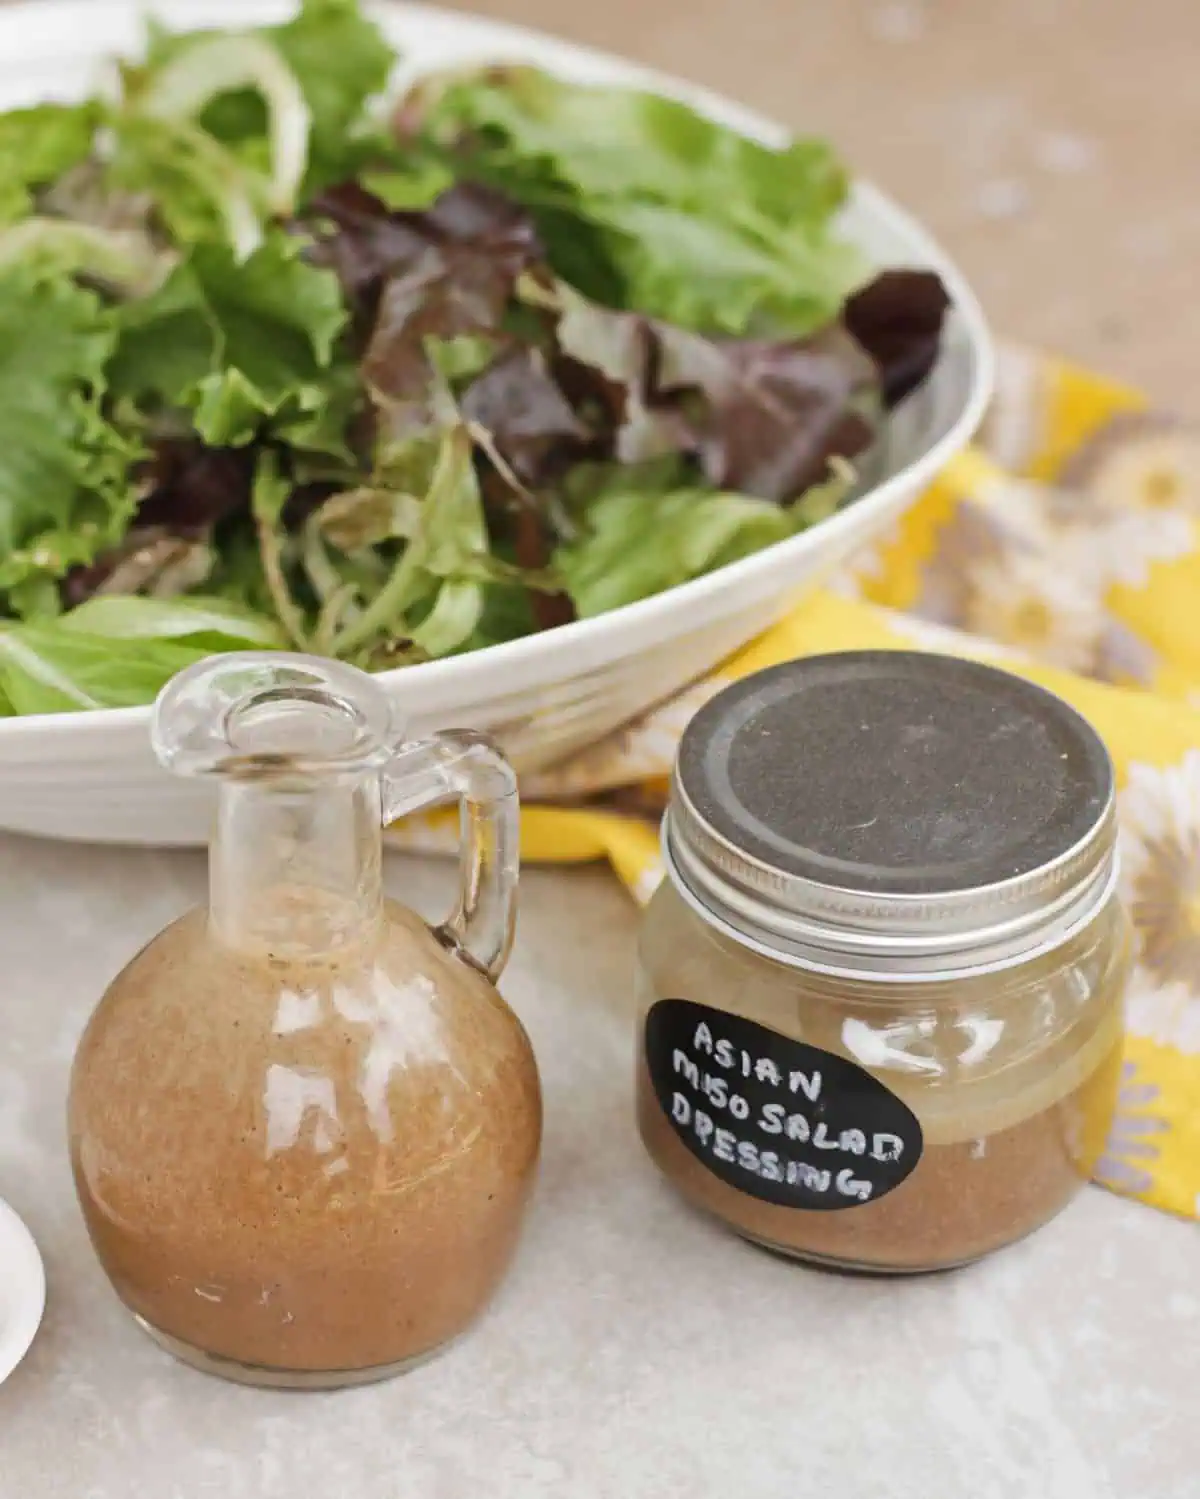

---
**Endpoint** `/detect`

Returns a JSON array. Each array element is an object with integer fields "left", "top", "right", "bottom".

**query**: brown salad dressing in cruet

[{"left": 68, "top": 653, "right": 542, "bottom": 1387}]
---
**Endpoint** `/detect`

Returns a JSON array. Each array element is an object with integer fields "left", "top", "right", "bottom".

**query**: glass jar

[
  {"left": 69, "top": 653, "right": 542, "bottom": 1387},
  {"left": 636, "top": 651, "right": 1128, "bottom": 1272}
]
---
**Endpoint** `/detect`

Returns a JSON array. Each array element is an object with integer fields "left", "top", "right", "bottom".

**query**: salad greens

[
  {"left": 407, "top": 66, "right": 864, "bottom": 335},
  {"left": 0, "top": 0, "right": 950, "bottom": 715}
]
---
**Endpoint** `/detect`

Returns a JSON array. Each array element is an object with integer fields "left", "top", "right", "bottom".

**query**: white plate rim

[
  {"left": 0, "top": 0, "right": 994, "bottom": 740},
  {"left": 0, "top": 1197, "right": 46, "bottom": 1385}
]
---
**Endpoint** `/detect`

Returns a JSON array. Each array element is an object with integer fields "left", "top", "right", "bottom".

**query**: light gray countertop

[{"left": 2, "top": 837, "right": 1197, "bottom": 1499}]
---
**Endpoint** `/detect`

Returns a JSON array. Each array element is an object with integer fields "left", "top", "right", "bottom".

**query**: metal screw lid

[{"left": 664, "top": 651, "right": 1118, "bottom": 979}]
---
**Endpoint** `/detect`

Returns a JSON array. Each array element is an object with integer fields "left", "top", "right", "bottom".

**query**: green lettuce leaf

[
  {"left": 360, "top": 155, "right": 456, "bottom": 210},
  {"left": 0, "top": 103, "right": 99, "bottom": 226},
  {"left": 554, "top": 465, "right": 803, "bottom": 617},
  {"left": 0, "top": 217, "right": 169, "bottom": 297},
  {"left": 56, "top": 594, "right": 284, "bottom": 647},
  {"left": 0, "top": 268, "right": 141, "bottom": 604},
  {"left": 112, "top": 28, "right": 304, "bottom": 255},
  {"left": 0, "top": 627, "right": 207, "bottom": 713},
  {"left": 456, "top": 579, "right": 536, "bottom": 653},
  {"left": 417, "top": 67, "right": 866, "bottom": 334},
  {"left": 0, "top": 596, "right": 280, "bottom": 714},
  {"left": 126, "top": 0, "right": 395, "bottom": 228},
  {"left": 266, "top": 0, "right": 396, "bottom": 188},
  {"left": 106, "top": 108, "right": 270, "bottom": 258},
  {"left": 591, "top": 197, "right": 866, "bottom": 336},
  {"left": 315, "top": 423, "right": 488, "bottom": 662},
  {"left": 107, "top": 230, "right": 350, "bottom": 448},
  {"left": 425, "top": 71, "right": 846, "bottom": 221}
]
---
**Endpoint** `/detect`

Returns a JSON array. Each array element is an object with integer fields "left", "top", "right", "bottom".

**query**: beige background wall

[{"left": 442, "top": 0, "right": 1198, "bottom": 407}]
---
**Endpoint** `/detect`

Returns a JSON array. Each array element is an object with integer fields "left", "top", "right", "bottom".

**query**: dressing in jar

[{"left": 636, "top": 651, "right": 1127, "bottom": 1272}]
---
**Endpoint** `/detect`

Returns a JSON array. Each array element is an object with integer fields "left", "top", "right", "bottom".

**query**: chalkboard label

[{"left": 644, "top": 999, "right": 923, "bottom": 1210}]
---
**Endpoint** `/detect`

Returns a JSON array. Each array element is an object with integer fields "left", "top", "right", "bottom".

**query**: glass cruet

[{"left": 68, "top": 653, "right": 543, "bottom": 1389}]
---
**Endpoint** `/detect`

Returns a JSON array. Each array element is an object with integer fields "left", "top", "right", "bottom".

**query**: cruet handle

[{"left": 381, "top": 731, "right": 519, "bottom": 982}]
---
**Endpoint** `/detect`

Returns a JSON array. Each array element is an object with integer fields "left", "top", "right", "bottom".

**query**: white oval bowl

[{"left": 0, "top": 0, "right": 993, "bottom": 845}]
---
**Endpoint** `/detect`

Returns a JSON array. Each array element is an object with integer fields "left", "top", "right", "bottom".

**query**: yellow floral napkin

[{"left": 390, "top": 346, "right": 1200, "bottom": 1225}]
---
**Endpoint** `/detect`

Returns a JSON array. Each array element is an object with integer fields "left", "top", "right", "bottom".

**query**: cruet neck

[
  {"left": 153, "top": 653, "right": 398, "bottom": 960},
  {"left": 151, "top": 651, "right": 522, "bottom": 980},
  {"left": 208, "top": 772, "right": 384, "bottom": 959}
]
